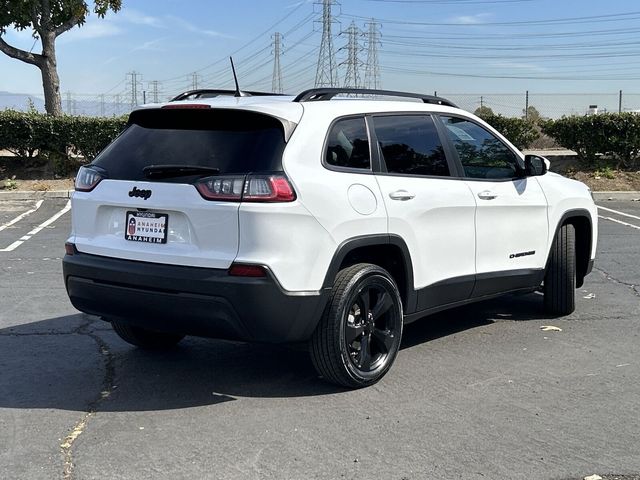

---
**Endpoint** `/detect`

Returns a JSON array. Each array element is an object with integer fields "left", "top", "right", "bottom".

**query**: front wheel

[
  {"left": 310, "top": 263, "right": 403, "bottom": 388},
  {"left": 543, "top": 223, "right": 576, "bottom": 316},
  {"left": 110, "top": 318, "right": 185, "bottom": 349}
]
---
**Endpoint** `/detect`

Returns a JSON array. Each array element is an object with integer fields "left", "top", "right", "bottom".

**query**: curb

[
  {"left": 0, "top": 190, "right": 73, "bottom": 200},
  {"left": 592, "top": 191, "right": 640, "bottom": 201}
]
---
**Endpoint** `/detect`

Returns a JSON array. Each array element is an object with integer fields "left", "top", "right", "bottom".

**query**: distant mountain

[{"left": 0, "top": 91, "right": 45, "bottom": 112}]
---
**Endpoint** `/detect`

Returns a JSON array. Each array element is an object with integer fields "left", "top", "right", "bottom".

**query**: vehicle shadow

[{"left": 0, "top": 292, "right": 552, "bottom": 411}]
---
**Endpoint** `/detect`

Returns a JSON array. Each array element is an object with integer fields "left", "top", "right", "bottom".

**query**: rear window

[{"left": 92, "top": 109, "right": 287, "bottom": 181}]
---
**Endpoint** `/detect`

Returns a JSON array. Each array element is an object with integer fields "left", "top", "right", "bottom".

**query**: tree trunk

[{"left": 40, "top": 33, "right": 63, "bottom": 116}]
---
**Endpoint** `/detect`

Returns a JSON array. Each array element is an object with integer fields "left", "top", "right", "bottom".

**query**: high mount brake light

[
  {"left": 161, "top": 104, "right": 211, "bottom": 109},
  {"left": 195, "top": 174, "right": 296, "bottom": 203},
  {"left": 75, "top": 166, "right": 105, "bottom": 192}
]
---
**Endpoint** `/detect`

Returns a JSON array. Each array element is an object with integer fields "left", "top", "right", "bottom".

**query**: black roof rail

[
  {"left": 293, "top": 88, "right": 458, "bottom": 108},
  {"left": 170, "top": 89, "right": 285, "bottom": 102}
]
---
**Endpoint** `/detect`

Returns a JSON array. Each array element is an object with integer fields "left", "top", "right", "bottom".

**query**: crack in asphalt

[
  {"left": 594, "top": 267, "right": 640, "bottom": 298},
  {"left": 60, "top": 316, "right": 116, "bottom": 480}
]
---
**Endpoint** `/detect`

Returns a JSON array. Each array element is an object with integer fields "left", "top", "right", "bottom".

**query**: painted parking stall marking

[
  {"left": 597, "top": 205, "right": 640, "bottom": 231},
  {"left": 0, "top": 200, "right": 71, "bottom": 252},
  {"left": 0, "top": 199, "right": 44, "bottom": 233}
]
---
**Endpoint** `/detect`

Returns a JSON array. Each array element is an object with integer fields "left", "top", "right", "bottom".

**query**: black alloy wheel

[{"left": 310, "top": 263, "right": 403, "bottom": 388}]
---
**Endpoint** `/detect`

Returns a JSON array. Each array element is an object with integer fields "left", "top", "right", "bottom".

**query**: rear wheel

[
  {"left": 544, "top": 223, "right": 576, "bottom": 315},
  {"left": 310, "top": 263, "right": 403, "bottom": 388},
  {"left": 110, "top": 318, "right": 185, "bottom": 349}
]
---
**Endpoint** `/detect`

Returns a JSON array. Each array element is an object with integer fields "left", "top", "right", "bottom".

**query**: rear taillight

[
  {"left": 195, "top": 176, "right": 244, "bottom": 201},
  {"left": 75, "top": 166, "right": 105, "bottom": 192},
  {"left": 195, "top": 174, "right": 296, "bottom": 203},
  {"left": 243, "top": 175, "right": 296, "bottom": 202}
]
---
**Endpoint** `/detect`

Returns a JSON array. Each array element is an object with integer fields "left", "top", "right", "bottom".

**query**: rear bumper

[{"left": 62, "top": 252, "right": 328, "bottom": 343}]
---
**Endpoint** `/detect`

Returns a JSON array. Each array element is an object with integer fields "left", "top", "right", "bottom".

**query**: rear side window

[
  {"left": 325, "top": 117, "right": 371, "bottom": 170},
  {"left": 92, "top": 109, "right": 286, "bottom": 181},
  {"left": 373, "top": 115, "right": 449, "bottom": 177}
]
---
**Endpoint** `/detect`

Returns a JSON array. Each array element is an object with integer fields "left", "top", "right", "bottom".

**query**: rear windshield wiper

[{"left": 143, "top": 165, "right": 220, "bottom": 179}]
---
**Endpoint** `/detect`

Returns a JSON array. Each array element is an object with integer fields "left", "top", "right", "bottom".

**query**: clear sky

[{"left": 1, "top": 0, "right": 640, "bottom": 101}]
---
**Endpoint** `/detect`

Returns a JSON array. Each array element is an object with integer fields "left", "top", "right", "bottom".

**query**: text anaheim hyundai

[{"left": 63, "top": 87, "right": 597, "bottom": 388}]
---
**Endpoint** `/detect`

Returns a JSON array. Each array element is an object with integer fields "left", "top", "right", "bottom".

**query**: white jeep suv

[{"left": 63, "top": 88, "right": 597, "bottom": 388}]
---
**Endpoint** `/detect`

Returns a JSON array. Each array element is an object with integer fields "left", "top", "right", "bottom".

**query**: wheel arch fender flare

[
  {"left": 321, "top": 234, "right": 417, "bottom": 314},
  {"left": 546, "top": 208, "right": 594, "bottom": 287}
]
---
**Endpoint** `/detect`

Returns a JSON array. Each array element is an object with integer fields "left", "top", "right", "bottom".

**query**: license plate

[{"left": 125, "top": 211, "right": 168, "bottom": 244}]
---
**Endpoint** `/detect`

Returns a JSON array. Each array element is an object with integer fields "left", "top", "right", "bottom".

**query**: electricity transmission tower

[
  {"left": 272, "top": 32, "right": 283, "bottom": 93},
  {"left": 364, "top": 19, "right": 381, "bottom": 90},
  {"left": 314, "top": 0, "right": 339, "bottom": 87},
  {"left": 126, "top": 71, "right": 142, "bottom": 108},
  {"left": 340, "top": 21, "right": 361, "bottom": 89},
  {"left": 190, "top": 73, "right": 200, "bottom": 90},
  {"left": 149, "top": 81, "right": 162, "bottom": 103}
]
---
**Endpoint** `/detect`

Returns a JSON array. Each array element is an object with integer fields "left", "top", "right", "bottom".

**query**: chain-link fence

[
  {"left": 3, "top": 91, "right": 640, "bottom": 119},
  {"left": 440, "top": 92, "right": 640, "bottom": 119}
]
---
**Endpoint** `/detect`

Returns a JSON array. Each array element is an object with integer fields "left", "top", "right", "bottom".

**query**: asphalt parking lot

[{"left": 0, "top": 197, "right": 638, "bottom": 480}]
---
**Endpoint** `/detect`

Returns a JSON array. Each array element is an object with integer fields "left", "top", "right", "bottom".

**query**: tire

[
  {"left": 310, "top": 263, "right": 403, "bottom": 388},
  {"left": 544, "top": 223, "right": 576, "bottom": 316},
  {"left": 110, "top": 318, "right": 185, "bottom": 349}
]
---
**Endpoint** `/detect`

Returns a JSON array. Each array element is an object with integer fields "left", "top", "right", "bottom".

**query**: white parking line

[
  {"left": 598, "top": 215, "right": 640, "bottom": 231},
  {"left": 0, "top": 199, "right": 44, "bottom": 232},
  {"left": 597, "top": 205, "right": 640, "bottom": 222},
  {"left": 0, "top": 200, "right": 71, "bottom": 252}
]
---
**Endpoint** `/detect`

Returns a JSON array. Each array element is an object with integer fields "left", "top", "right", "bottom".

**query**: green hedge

[
  {"left": 0, "top": 110, "right": 127, "bottom": 175},
  {"left": 541, "top": 113, "right": 640, "bottom": 168},
  {"left": 476, "top": 113, "right": 540, "bottom": 150}
]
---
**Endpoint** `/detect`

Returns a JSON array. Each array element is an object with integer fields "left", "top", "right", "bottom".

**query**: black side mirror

[{"left": 524, "top": 154, "right": 548, "bottom": 176}]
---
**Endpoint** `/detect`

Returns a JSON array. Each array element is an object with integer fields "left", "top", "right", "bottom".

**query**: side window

[
  {"left": 373, "top": 115, "right": 449, "bottom": 177},
  {"left": 325, "top": 117, "right": 371, "bottom": 170},
  {"left": 441, "top": 116, "right": 520, "bottom": 179}
]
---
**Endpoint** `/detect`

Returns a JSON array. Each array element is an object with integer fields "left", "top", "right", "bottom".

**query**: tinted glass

[
  {"left": 373, "top": 115, "right": 449, "bottom": 176},
  {"left": 92, "top": 109, "right": 286, "bottom": 181},
  {"left": 441, "top": 116, "right": 520, "bottom": 179},
  {"left": 325, "top": 117, "right": 371, "bottom": 170}
]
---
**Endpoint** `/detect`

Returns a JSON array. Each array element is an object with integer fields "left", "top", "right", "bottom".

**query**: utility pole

[
  {"left": 619, "top": 90, "right": 623, "bottom": 114},
  {"left": 127, "top": 71, "right": 141, "bottom": 108},
  {"left": 341, "top": 21, "right": 361, "bottom": 89},
  {"left": 272, "top": 32, "right": 283, "bottom": 94},
  {"left": 149, "top": 81, "right": 161, "bottom": 103},
  {"left": 315, "top": 0, "right": 339, "bottom": 87},
  {"left": 363, "top": 19, "right": 381, "bottom": 90}
]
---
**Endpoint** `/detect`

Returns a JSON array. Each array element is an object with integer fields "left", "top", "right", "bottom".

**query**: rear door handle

[
  {"left": 477, "top": 190, "right": 498, "bottom": 200},
  {"left": 389, "top": 190, "right": 415, "bottom": 201}
]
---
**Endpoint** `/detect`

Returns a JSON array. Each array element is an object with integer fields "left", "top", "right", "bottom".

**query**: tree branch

[
  {"left": 54, "top": 15, "right": 82, "bottom": 37},
  {"left": 0, "top": 36, "right": 42, "bottom": 66}
]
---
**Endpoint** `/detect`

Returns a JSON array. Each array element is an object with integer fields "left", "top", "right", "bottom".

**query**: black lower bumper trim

[{"left": 63, "top": 252, "right": 328, "bottom": 343}]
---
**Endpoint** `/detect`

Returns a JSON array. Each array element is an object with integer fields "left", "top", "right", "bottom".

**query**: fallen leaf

[{"left": 540, "top": 325, "right": 562, "bottom": 332}]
